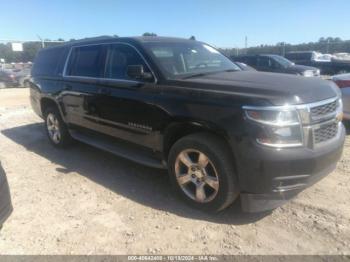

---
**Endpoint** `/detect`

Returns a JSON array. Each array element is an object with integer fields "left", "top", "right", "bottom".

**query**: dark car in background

[
  {"left": 0, "top": 64, "right": 32, "bottom": 88},
  {"left": 29, "top": 36, "right": 345, "bottom": 213},
  {"left": 232, "top": 54, "right": 320, "bottom": 77},
  {"left": 0, "top": 162, "right": 12, "bottom": 228},
  {"left": 0, "top": 69, "right": 20, "bottom": 88},
  {"left": 285, "top": 51, "right": 321, "bottom": 66}
]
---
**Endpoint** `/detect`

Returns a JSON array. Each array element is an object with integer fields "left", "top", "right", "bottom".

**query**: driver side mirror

[{"left": 127, "top": 65, "right": 153, "bottom": 81}]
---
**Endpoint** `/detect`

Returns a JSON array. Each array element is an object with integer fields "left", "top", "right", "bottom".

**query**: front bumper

[{"left": 234, "top": 123, "right": 345, "bottom": 212}]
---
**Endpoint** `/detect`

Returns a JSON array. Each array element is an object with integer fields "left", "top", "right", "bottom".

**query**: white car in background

[{"left": 332, "top": 73, "right": 350, "bottom": 120}]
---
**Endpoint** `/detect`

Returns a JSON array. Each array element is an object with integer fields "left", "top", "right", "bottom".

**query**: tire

[
  {"left": 168, "top": 133, "right": 239, "bottom": 212},
  {"left": 44, "top": 107, "right": 72, "bottom": 148}
]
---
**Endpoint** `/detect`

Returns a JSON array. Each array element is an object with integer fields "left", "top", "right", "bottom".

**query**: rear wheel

[
  {"left": 168, "top": 133, "right": 239, "bottom": 212},
  {"left": 44, "top": 107, "right": 72, "bottom": 147}
]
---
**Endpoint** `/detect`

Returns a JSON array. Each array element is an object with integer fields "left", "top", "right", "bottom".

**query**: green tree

[{"left": 142, "top": 32, "right": 157, "bottom": 36}]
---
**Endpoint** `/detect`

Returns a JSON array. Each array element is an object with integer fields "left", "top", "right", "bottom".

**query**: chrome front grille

[
  {"left": 313, "top": 122, "right": 338, "bottom": 144},
  {"left": 297, "top": 97, "right": 342, "bottom": 148},
  {"left": 310, "top": 100, "right": 337, "bottom": 121}
]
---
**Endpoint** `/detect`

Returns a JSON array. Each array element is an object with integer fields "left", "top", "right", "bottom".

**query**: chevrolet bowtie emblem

[{"left": 336, "top": 112, "right": 343, "bottom": 123}]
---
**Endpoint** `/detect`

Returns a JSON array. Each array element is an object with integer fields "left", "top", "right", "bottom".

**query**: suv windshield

[
  {"left": 271, "top": 55, "right": 294, "bottom": 68},
  {"left": 144, "top": 41, "right": 240, "bottom": 79}
]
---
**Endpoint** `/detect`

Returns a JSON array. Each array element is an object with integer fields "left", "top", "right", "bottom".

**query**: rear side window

[
  {"left": 285, "top": 53, "right": 296, "bottom": 60},
  {"left": 236, "top": 57, "right": 256, "bottom": 66},
  {"left": 257, "top": 57, "right": 271, "bottom": 67},
  {"left": 66, "top": 45, "right": 105, "bottom": 77},
  {"left": 32, "top": 47, "right": 66, "bottom": 77},
  {"left": 245, "top": 57, "right": 257, "bottom": 66},
  {"left": 302, "top": 53, "right": 313, "bottom": 60}
]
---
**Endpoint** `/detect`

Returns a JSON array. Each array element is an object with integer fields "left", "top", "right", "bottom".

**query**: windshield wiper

[
  {"left": 182, "top": 69, "right": 239, "bottom": 79},
  {"left": 181, "top": 72, "right": 214, "bottom": 79},
  {"left": 224, "top": 69, "right": 240, "bottom": 72}
]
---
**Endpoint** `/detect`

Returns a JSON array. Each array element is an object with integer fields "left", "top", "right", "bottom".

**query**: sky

[{"left": 0, "top": 0, "right": 349, "bottom": 48}]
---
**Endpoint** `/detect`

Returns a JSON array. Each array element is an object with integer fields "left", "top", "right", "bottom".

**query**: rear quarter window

[{"left": 32, "top": 47, "right": 66, "bottom": 77}]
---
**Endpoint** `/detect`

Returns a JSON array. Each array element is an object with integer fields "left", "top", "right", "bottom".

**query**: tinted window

[
  {"left": 286, "top": 52, "right": 312, "bottom": 61},
  {"left": 271, "top": 55, "right": 293, "bottom": 68},
  {"left": 245, "top": 57, "right": 257, "bottom": 66},
  {"left": 105, "top": 44, "right": 150, "bottom": 80},
  {"left": 257, "top": 57, "right": 271, "bottom": 67},
  {"left": 300, "top": 53, "right": 313, "bottom": 60},
  {"left": 144, "top": 41, "right": 239, "bottom": 79},
  {"left": 285, "top": 53, "right": 297, "bottom": 60},
  {"left": 67, "top": 45, "right": 105, "bottom": 77},
  {"left": 32, "top": 47, "right": 66, "bottom": 77}
]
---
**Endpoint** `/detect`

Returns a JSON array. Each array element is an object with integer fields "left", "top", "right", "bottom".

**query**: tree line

[
  {"left": 220, "top": 37, "right": 350, "bottom": 57},
  {"left": 1, "top": 36, "right": 350, "bottom": 63},
  {"left": 0, "top": 33, "right": 154, "bottom": 63},
  {"left": 0, "top": 41, "right": 65, "bottom": 63}
]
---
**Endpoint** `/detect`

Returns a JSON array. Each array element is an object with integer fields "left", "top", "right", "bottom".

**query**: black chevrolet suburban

[{"left": 29, "top": 36, "right": 345, "bottom": 213}]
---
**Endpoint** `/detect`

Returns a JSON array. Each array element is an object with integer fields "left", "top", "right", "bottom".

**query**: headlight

[
  {"left": 303, "top": 70, "right": 314, "bottom": 77},
  {"left": 243, "top": 107, "right": 303, "bottom": 147}
]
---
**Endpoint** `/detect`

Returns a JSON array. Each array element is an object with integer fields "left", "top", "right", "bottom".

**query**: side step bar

[{"left": 69, "top": 130, "right": 166, "bottom": 169}]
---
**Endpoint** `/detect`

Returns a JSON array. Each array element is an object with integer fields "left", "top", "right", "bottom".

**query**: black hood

[{"left": 174, "top": 71, "right": 338, "bottom": 106}]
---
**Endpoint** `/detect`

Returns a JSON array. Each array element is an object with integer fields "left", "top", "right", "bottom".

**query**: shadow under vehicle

[{"left": 2, "top": 123, "right": 270, "bottom": 225}]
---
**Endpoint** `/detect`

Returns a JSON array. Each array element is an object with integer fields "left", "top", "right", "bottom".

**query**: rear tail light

[{"left": 334, "top": 80, "right": 350, "bottom": 89}]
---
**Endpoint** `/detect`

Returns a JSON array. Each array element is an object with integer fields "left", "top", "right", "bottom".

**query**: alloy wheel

[
  {"left": 175, "top": 149, "right": 219, "bottom": 203},
  {"left": 46, "top": 113, "right": 61, "bottom": 144}
]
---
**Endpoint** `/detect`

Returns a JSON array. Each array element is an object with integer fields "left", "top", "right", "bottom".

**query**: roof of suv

[{"left": 55, "top": 36, "right": 196, "bottom": 49}]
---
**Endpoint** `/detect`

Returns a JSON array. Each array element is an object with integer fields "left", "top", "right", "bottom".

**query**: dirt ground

[{"left": 0, "top": 88, "right": 349, "bottom": 255}]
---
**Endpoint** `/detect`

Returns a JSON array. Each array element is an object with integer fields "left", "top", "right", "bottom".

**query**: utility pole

[
  {"left": 281, "top": 42, "right": 286, "bottom": 56},
  {"left": 37, "top": 35, "right": 45, "bottom": 48},
  {"left": 326, "top": 39, "right": 330, "bottom": 53},
  {"left": 245, "top": 36, "right": 248, "bottom": 49}
]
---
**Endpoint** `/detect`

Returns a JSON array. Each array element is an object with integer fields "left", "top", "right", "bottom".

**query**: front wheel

[{"left": 168, "top": 133, "right": 239, "bottom": 212}]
